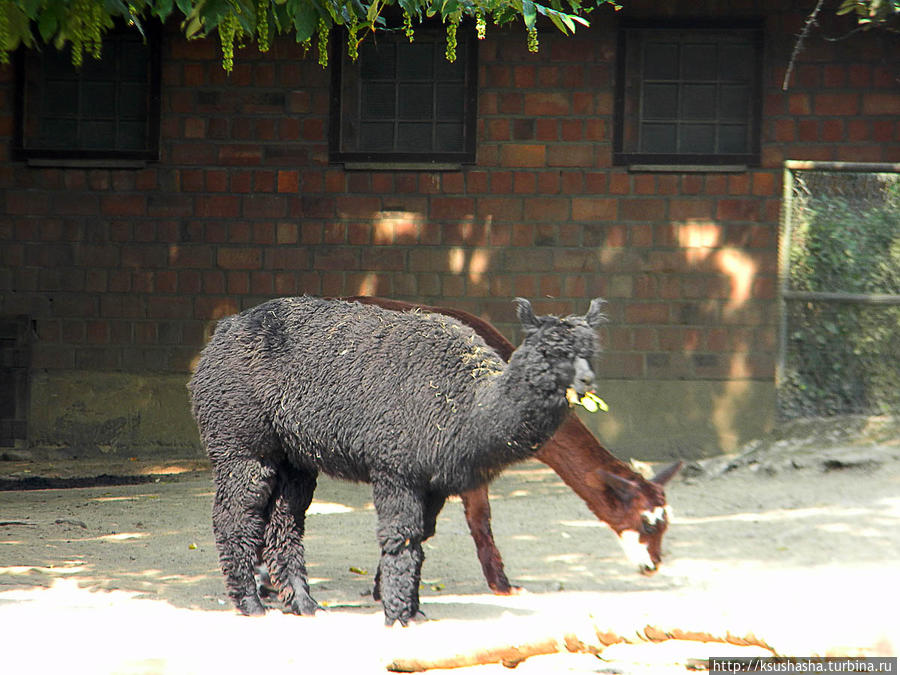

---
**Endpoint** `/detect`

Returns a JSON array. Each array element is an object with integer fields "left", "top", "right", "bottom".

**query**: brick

[
  {"left": 441, "top": 173, "right": 464, "bottom": 194},
  {"left": 559, "top": 173, "right": 581, "bottom": 195},
  {"left": 499, "top": 92, "right": 522, "bottom": 114},
  {"left": 217, "top": 247, "right": 262, "bottom": 270},
  {"left": 100, "top": 195, "right": 147, "bottom": 216},
  {"left": 511, "top": 224, "right": 535, "bottom": 247},
  {"left": 154, "top": 270, "right": 178, "bottom": 294},
  {"left": 572, "top": 198, "right": 616, "bottom": 221},
  {"left": 477, "top": 197, "right": 523, "bottom": 222},
  {"left": 362, "top": 247, "right": 404, "bottom": 271},
  {"left": 555, "top": 249, "right": 599, "bottom": 273},
  {"left": 324, "top": 222, "right": 347, "bottom": 244},
  {"left": 314, "top": 248, "right": 360, "bottom": 271},
  {"left": 278, "top": 170, "right": 301, "bottom": 193},
  {"left": 244, "top": 195, "right": 288, "bottom": 219},
  {"left": 787, "top": 93, "right": 811, "bottom": 115},
  {"left": 716, "top": 199, "right": 761, "bottom": 222},
  {"left": 524, "top": 92, "right": 571, "bottom": 117},
  {"left": 431, "top": 197, "right": 476, "bottom": 221},
  {"left": 337, "top": 196, "right": 381, "bottom": 218},
  {"left": 774, "top": 119, "right": 796, "bottom": 142},
  {"left": 169, "top": 245, "right": 213, "bottom": 268},
  {"left": 178, "top": 270, "right": 201, "bottom": 294},
  {"left": 821, "top": 119, "right": 843, "bottom": 142},
  {"left": 195, "top": 296, "right": 240, "bottom": 320},
  {"left": 276, "top": 224, "right": 299, "bottom": 244},
  {"left": 514, "top": 173, "right": 536, "bottom": 194},
  {"left": 227, "top": 271, "right": 250, "bottom": 294},
  {"left": 863, "top": 92, "right": 900, "bottom": 115},
  {"left": 547, "top": 145, "right": 593, "bottom": 167},
  {"left": 524, "top": 198, "right": 569, "bottom": 222},
  {"left": 121, "top": 244, "right": 167, "bottom": 268},
  {"left": 669, "top": 199, "right": 713, "bottom": 221},
  {"left": 501, "top": 248, "right": 553, "bottom": 272},
  {"left": 487, "top": 119, "right": 510, "bottom": 141},
  {"left": 492, "top": 143, "right": 545, "bottom": 171},
  {"left": 813, "top": 93, "right": 860, "bottom": 116},
  {"left": 218, "top": 144, "right": 264, "bottom": 165},
  {"left": 265, "top": 247, "right": 309, "bottom": 269},
  {"left": 620, "top": 198, "right": 667, "bottom": 222},
  {"left": 197, "top": 195, "right": 241, "bottom": 218},
  {"left": 148, "top": 295, "right": 193, "bottom": 319}
]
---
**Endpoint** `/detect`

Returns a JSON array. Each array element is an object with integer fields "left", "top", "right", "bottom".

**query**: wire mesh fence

[{"left": 778, "top": 161, "right": 900, "bottom": 419}]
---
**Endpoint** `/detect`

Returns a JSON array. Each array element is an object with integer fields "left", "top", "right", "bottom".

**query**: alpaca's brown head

[{"left": 588, "top": 461, "right": 682, "bottom": 574}]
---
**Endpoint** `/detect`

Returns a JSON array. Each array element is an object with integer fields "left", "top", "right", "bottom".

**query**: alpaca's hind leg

[
  {"left": 262, "top": 465, "right": 319, "bottom": 616},
  {"left": 373, "top": 480, "right": 427, "bottom": 627},
  {"left": 211, "top": 456, "right": 277, "bottom": 616},
  {"left": 373, "top": 491, "right": 444, "bottom": 603},
  {"left": 461, "top": 485, "right": 520, "bottom": 595}
]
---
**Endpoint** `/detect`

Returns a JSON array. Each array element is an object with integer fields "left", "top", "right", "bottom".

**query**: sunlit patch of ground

[{"left": 1, "top": 447, "right": 899, "bottom": 672}]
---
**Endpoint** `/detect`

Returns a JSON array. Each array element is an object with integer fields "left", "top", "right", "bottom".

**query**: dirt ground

[{"left": 1, "top": 421, "right": 899, "bottom": 674}]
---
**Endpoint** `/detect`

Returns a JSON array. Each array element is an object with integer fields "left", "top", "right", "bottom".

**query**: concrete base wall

[
  {"left": 573, "top": 379, "right": 776, "bottom": 461},
  {"left": 24, "top": 372, "right": 774, "bottom": 462},
  {"left": 27, "top": 372, "right": 202, "bottom": 460}
]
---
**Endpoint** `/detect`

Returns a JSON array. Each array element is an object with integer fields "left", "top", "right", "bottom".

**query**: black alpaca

[{"left": 188, "top": 296, "right": 605, "bottom": 625}]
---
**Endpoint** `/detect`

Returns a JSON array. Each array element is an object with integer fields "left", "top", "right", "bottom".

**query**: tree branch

[{"left": 783, "top": 0, "right": 827, "bottom": 91}]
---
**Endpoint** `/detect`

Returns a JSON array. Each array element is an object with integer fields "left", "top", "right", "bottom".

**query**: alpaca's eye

[{"left": 640, "top": 517, "right": 657, "bottom": 535}]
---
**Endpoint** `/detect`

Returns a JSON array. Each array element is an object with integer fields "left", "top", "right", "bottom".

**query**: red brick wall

[{"left": 1, "top": 3, "right": 898, "bottom": 388}]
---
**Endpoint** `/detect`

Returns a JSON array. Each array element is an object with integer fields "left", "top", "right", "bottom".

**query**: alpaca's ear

[
  {"left": 651, "top": 461, "right": 682, "bottom": 486},
  {"left": 514, "top": 298, "right": 540, "bottom": 331},
  {"left": 587, "top": 469, "right": 638, "bottom": 504},
  {"left": 585, "top": 298, "right": 608, "bottom": 328}
]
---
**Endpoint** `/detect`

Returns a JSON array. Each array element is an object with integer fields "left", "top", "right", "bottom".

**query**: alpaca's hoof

[
  {"left": 386, "top": 610, "right": 428, "bottom": 627},
  {"left": 491, "top": 584, "right": 525, "bottom": 596},
  {"left": 286, "top": 593, "right": 320, "bottom": 616},
  {"left": 236, "top": 595, "right": 267, "bottom": 616}
]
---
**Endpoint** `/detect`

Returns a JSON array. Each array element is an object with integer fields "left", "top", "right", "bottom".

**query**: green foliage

[
  {"left": 0, "top": 0, "right": 622, "bottom": 71},
  {"left": 837, "top": 0, "right": 900, "bottom": 27},
  {"left": 782, "top": 175, "right": 900, "bottom": 418}
]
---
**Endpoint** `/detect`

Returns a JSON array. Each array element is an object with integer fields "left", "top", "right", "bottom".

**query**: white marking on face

[
  {"left": 642, "top": 506, "right": 667, "bottom": 526},
  {"left": 618, "top": 529, "right": 654, "bottom": 570}
]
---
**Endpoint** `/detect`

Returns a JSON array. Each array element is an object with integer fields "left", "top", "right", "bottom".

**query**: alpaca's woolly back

[{"left": 190, "top": 296, "right": 524, "bottom": 492}]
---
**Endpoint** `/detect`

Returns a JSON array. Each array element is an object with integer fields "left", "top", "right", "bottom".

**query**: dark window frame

[
  {"left": 614, "top": 18, "right": 764, "bottom": 168},
  {"left": 14, "top": 20, "right": 162, "bottom": 165},
  {"left": 329, "top": 23, "right": 479, "bottom": 166}
]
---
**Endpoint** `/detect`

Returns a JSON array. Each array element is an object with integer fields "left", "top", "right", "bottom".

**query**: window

[
  {"left": 15, "top": 21, "right": 161, "bottom": 165},
  {"left": 614, "top": 20, "right": 763, "bottom": 168},
  {"left": 330, "top": 26, "right": 478, "bottom": 166}
]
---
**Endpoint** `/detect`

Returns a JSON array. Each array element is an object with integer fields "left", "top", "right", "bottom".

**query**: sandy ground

[{"left": 1, "top": 432, "right": 899, "bottom": 674}]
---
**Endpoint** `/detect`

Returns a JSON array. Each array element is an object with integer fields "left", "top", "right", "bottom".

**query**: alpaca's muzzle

[{"left": 571, "top": 357, "right": 595, "bottom": 397}]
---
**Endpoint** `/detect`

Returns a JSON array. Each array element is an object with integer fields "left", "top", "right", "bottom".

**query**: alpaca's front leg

[
  {"left": 372, "top": 491, "right": 445, "bottom": 602},
  {"left": 373, "top": 480, "right": 427, "bottom": 627}
]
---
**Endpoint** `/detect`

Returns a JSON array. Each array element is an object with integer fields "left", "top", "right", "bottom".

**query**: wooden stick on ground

[{"left": 386, "top": 623, "right": 775, "bottom": 672}]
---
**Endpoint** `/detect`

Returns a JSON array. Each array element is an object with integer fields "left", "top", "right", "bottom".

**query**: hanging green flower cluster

[
  {"left": 219, "top": 11, "right": 240, "bottom": 74},
  {"left": 475, "top": 9, "right": 487, "bottom": 39},
  {"left": 527, "top": 25, "right": 538, "bottom": 52},
  {"left": 256, "top": 0, "right": 270, "bottom": 52},
  {"left": 445, "top": 13, "right": 460, "bottom": 62},
  {"left": 0, "top": 1, "right": 10, "bottom": 65},
  {"left": 402, "top": 9, "right": 415, "bottom": 42},
  {"left": 316, "top": 17, "right": 329, "bottom": 68},
  {"left": 347, "top": 13, "right": 359, "bottom": 61},
  {"left": 67, "top": 0, "right": 106, "bottom": 68},
  {"left": 0, "top": 0, "right": 630, "bottom": 72}
]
